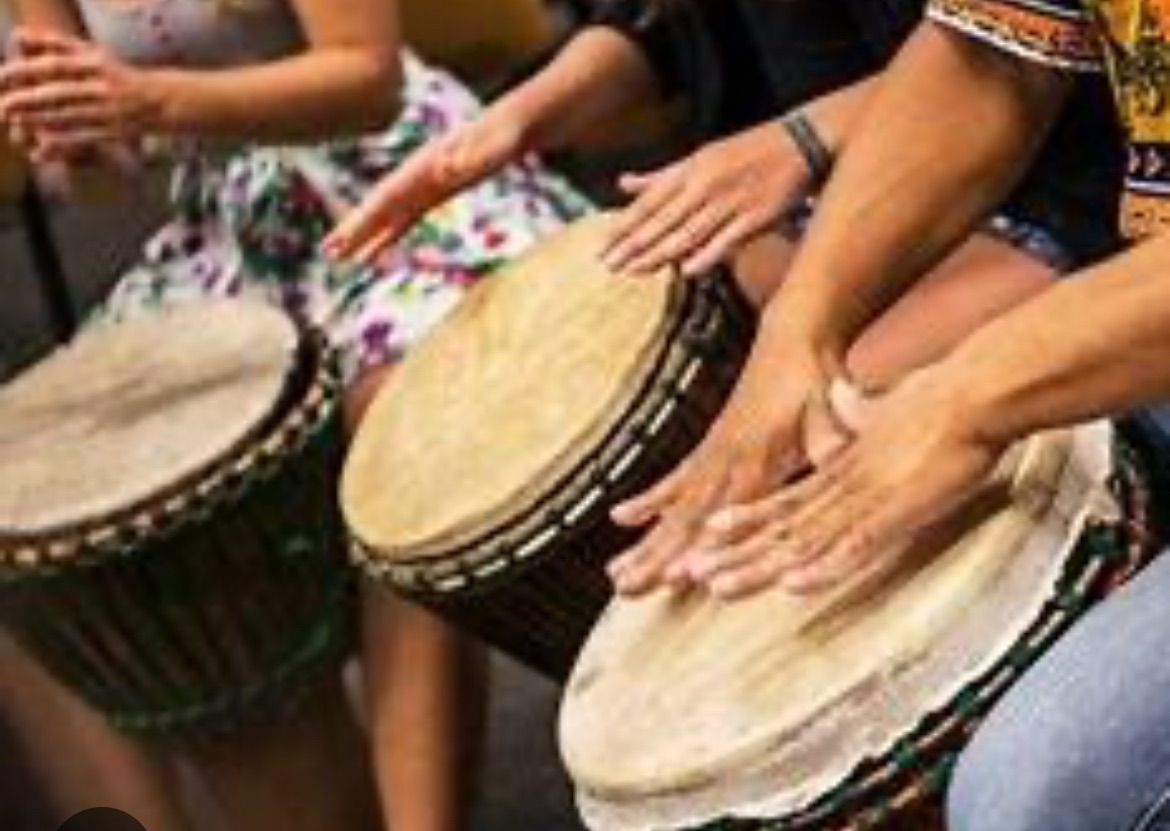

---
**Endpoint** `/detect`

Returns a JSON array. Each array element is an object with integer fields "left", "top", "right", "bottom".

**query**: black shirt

[{"left": 594, "top": 0, "right": 1124, "bottom": 265}]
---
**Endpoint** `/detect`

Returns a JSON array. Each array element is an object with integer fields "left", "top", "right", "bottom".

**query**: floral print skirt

[{"left": 100, "top": 53, "right": 591, "bottom": 383}]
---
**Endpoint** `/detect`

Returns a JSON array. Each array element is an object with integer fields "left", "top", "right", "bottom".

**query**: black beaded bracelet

[{"left": 780, "top": 111, "right": 833, "bottom": 186}]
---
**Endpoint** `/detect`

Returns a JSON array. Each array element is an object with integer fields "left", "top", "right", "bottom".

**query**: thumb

[
  {"left": 827, "top": 376, "right": 873, "bottom": 435},
  {"left": 803, "top": 377, "right": 871, "bottom": 467}
]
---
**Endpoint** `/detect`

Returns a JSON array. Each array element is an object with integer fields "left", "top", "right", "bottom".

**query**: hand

[
  {"left": 682, "top": 371, "right": 1006, "bottom": 599},
  {"left": 606, "top": 337, "right": 849, "bottom": 596},
  {"left": 0, "top": 28, "right": 157, "bottom": 163},
  {"left": 601, "top": 119, "right": 812, "bottom": 277},
  {"left": 323, "top": 105, "right": 529, "bottom": 264}
]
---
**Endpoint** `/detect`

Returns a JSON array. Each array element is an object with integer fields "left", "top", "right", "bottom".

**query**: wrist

[
  {"left": 132, "top": 66, "right": 173, "bottom": 134},
  {"left": 758, "top": 298, "right": 848, "bottom": 377},
  {"left": 799, "top": 77, "right": 875, "bottom": 157},
  {"left": 491, "top": 92, "right": 542, "bottom": 154},
  {"left": 759, "top": 280, "right": 850, "bottom": 359},
  {"left": 779, "top": 110, "right": 832, "bottom": 187},
  {"left": 933, "top": 339, "right": 1026, "bottom": 451}
]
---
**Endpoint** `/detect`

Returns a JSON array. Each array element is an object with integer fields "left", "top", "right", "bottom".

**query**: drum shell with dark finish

[
  {"left": 561, "top": 430, "right": 1164, "bottom": 831},
  {"left": 357, "top": 275, "right": 755, "bottom": 680},
  {"left": 0, "top": 339, "right": 355, "bottom": 738}
]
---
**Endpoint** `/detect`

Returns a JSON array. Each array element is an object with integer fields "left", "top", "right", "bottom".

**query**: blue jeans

[{"left": 947, "top": 548, "right": 1170, "bottom": 831}]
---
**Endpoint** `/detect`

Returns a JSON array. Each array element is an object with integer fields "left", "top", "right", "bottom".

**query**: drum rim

[
  {"left": 0, "top": 331, "right": 342, "bottom": 573},
  {"left": 352, "top": 274, "right": 751, "bottom": 594},
  {"left": 0, "top": 300, "right": 301, "bottom": 538},
  {"left": 570, "top": 438, "right": 1160, "bottom": 830}
]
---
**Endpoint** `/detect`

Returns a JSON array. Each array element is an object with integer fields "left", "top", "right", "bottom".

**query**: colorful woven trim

[
  {"left": 928, "top": 0, "right": 1105, "bottom": 72},
  {"left": 693, "top": 440, "right": 1161, "bottom": 830}
]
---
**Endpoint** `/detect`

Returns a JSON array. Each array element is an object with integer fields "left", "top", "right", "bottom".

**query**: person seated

[
  {"left": 324, "top": 0, "right": 1123, "bottom": 598},
  {"left": 552, "top": 3, "right": 1170, "bottom": 828},
  {"left": 0, "top": 1, "right": 587, "bottom": 829}
]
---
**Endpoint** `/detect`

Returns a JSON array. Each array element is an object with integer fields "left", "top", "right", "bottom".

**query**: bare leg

[
  {"left": 729, "top": 232, "right": 798, "bottom": 310},
  {"left": 176, "top": 677, "right": 379, "bottom": 831},
  {"left": 0, "top": 633, "right": 191, "bottom": 831},
  {"left": 610, "top": 230, "right": 1057, "bottom": 597},
  {"left": 361, "top": 587, "right": 488, "bottom": 831},
  {"left": 730, "top": 229, "right": 1051, "bottom": 381},
  {"left": 348, "top": 366, "right": 490, "bottom": 831},
  {"left": 847, "top": 233, "right": 1052, "bottom": 388}
]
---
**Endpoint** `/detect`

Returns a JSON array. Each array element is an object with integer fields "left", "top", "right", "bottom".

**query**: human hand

[
  {"left": 601, "top": 120, "right": 812, "bottom": 277},
  {"left": 323, "top": 105, "right": 529, "bottom": 264},
  {"left": 606, "top": 338, "right": 850, "bottom": 596},
  {"left": 682, "top": 371, "right": 1005, "bottom": 599},
  {"left": 0, "top": 28, "right": 156, "bottom": 163}
]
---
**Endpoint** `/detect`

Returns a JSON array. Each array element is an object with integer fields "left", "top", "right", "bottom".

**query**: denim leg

[{"left": 946, "top": 550, "right": 1170, "bottom": 831}]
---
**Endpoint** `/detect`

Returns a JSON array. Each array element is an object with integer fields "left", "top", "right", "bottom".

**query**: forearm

[
  {"left": 138, "top": 49, "right": 400, "bottom": 143},
  {"left": 10, "top": 0, "right": 82, "bottom": 36},
  {"left": 767, "top": 24, "right": 1069, "bottom": 359},
  {"left": 495, "top": 27, "right": 660, "bottom": 153},
  {"left": 949, "top": 238, "right": 1170, "bottom": 445}
]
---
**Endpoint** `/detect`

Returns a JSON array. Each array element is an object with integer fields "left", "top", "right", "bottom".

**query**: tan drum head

[
  {"left": 343, "top": 214, "right": 674, "bottom": 560},
  {"left": 560, "top": 425, "right": 1115, "bottom": 830},
  {"left": 0, "top": 300, "right": 298, "bottom": 539}
]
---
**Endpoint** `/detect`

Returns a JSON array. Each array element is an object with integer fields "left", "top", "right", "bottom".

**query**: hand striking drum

[
  {"left": 343, "top": 214, "right": 755, "bottom": 678},
  {"left": 559, "top": 423, "right": 1161, "bottom": 830}
]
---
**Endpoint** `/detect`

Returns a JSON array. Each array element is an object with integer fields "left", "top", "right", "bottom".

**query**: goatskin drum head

[
  {"left": 0, "top": 300, "right": 298, "bottom": 539},
  {"left": 343, "top": 213, "right": 674, "bottom": 561},
  {"left": 559, "top": 425, "right": 1115, "bottom": 829}
]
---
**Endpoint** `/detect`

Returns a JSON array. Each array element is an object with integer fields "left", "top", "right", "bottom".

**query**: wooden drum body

[
  {"left": 344, "top": 215, "right": 754, "bottom": 678},
  {"left": 560, "top": 424, "right": 1161, "bottom": 829},
  {"left": 0, "top": 302, "right": 353, "bottom": 737}
]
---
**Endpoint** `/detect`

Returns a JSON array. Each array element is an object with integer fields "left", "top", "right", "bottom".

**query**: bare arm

[
  {"left": 601, "top": 75, "right": 880, "bottom": 276},
  {"left": 140, "top": 0, "right": 402, "bottom": 139},
  {"left": 492, "top": 26, "right": 661, "bottom": 154},
  {"left": 10, "top": 0, "right": 403, "bottom": 142},
  {"left": 685, "top": 167, "right": 1170, "bottom": 598},
  {"left": 323, "top": 25, "right": 661, "bottom": 261},
  {"left": 765, "top": 23, "right": 1071, "bottom": 361},
  {"left": 950, "top": 238, "right": 1170, "bottom": 443}
]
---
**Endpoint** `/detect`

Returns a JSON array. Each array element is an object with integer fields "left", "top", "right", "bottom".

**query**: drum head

[
  {"left": 343, "top": 214, "right": 674, "bottom": 560},
  {"left": 560, "top": 426, "right": 1115, "bottom": 830},
  {"left": 0, "top": 300, "right": 298, "bottom": 540}
]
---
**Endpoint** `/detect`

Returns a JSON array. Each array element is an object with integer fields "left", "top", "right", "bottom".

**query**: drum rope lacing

[
  {"left": 0, "top": 341, "right": 341, "bottom": 573},
  {"left": 0, "top": 339, "right": 358, "bottom": 736},
  {"left": 351, "top": 275, "right": 753, "bottom": 597}
]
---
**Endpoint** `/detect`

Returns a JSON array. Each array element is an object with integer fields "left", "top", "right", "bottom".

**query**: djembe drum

[
  {"left": 343, "top": 214, "right": 754, "bottom": 678},
  {"left": 0, "top": 300, "right": 352, "bottom": 736},
  {"left": 560, "top": 423, "right": 1161, "bottom": 830}
]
